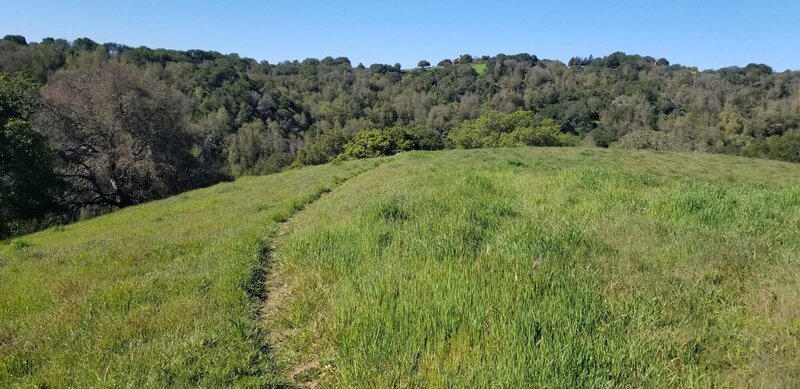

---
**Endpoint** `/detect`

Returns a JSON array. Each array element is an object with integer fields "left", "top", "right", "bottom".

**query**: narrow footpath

[{"left": 258, "top": 159, "right": 388, "bottom": 388}]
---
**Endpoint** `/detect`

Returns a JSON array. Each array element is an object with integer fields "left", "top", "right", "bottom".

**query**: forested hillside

[{"left": 2, "top": 34, "right": 799, "bottom": 236}]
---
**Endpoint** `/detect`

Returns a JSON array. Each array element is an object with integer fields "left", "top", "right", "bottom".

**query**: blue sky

[{"left": 2, "top": 0, "right": 799, "bottom": 71}]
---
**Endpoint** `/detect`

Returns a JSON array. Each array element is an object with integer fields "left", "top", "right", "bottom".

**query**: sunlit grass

[
  {"left": 471, "top": 62, "right": 487, "bottom": 75},
  {"left": 2, "top": 147, "right": 799, "bottom": 387},
  {"left": 268, "top": 148, "right": 800, "bottom": 387},
  {"left": 0, "top": 158, "right": 380, "bottom": 387}
]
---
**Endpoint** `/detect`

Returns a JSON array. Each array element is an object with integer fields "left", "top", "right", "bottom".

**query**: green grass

[
  {"left": 0, "top": 158, "right": 382, "bottom": 387},
  {"left": 2, "top": 148, "right": 800, "bottom": 387},
  {"left": 267, "top": 148, "right": 800, "bottom": 387},
  {"left": 471, "top": 62, "right": 487, "bottom": 75}
]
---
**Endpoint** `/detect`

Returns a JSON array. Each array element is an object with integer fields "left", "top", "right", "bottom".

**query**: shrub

[
  {"left": 743, "top": 129, "right": 800, "bottom": 163},
  {"left": 611, "top": 130, "right": 695, "bottom": 152},
  {"left": 764, "top": 130, "right": 800, "bottom": 162},
  {"left": 448, "top": 111, "right": 577, "bottom": 148},
  {"left": 499, "top": 119, "right": 580, "bottom": 147},
  {"left": 339, "top": 127, "right": 414, "bottom": 159},
  {"left": 405, "top": 125, "right": 444, "bottom": 150},
  {"left": 296, "top": 129, "right": 353, "bottom": 166},
  {"left": 338, "top": 126, "right": 443, "bottom": 160}
]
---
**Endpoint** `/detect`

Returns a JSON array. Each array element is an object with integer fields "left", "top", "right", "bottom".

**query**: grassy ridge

[
  {"left": 2, "top": 148, "right": 799, "bottom": 387},
  {"left": 267, "top": 148, "right": 800, "bottom": 387},
  {"left": 0, "top": 158, "right": 380, "bottom": 387}
]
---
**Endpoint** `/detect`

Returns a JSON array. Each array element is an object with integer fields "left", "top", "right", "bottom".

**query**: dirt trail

[
  {"left": 261, "top": 218, "right": 321, "bottom": 387},
  {"left": 259, "top": 162, "right": 385, "bottom": 388}
]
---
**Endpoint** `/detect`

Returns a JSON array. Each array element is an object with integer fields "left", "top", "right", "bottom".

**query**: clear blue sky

[{"left": 2, "top": 0, "right": 799, "bottom": 71}]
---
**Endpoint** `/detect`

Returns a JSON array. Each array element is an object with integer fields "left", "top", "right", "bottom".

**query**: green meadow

[{"left": 3, "top": 148, "right": 800, "bottom": 387}]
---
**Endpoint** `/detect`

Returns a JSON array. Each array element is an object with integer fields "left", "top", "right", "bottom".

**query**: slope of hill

[
  {"left": 2, "top": 148, "right": 800, "bottom": 387},
  {"left": 0, "top": 158, "right": 382, "bottom": 387}
]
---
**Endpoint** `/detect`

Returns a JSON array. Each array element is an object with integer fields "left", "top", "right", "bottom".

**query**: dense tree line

[
  {"left": 0, "top": 73, "right": 63, "bottom": 236},
  {"left": 1, "top": 34, "right": 799, "bottom": 236}
]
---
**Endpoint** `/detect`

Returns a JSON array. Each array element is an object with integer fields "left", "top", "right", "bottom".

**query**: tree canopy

[
  {"left": 37, "top": 63, "right": 197, "bottom": 214},
  {"left": 0, "top": 73, "right": 62, "bottom": 237}
]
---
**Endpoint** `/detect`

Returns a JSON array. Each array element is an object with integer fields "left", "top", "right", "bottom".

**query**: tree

[
  {"left": 226, "top": 120, "right": 291, "bottom": 175},
  {"left": 595, "top": 94, "right": 657, "bottom": 146},
  {"left": 437, "top": 59, "right": 452, "bottom": 67},
  {"left": 2, "top": 35, "right": 27, "bottom": 45},
  {"left": 72, "top": 37, "right": 98, "bottom": 51},
  {"left": 417, "top": 60, "right": 431, "bottom": 69},
  {"left": 0, "top": 73, "right": 62, "bottom": 237},
  {"left": 37, "top": 63, "right": 197, "bottom": 215}
]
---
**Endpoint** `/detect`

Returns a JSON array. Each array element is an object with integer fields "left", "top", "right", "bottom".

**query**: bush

[
  {"left": 499, "top": 119, "right": 579, "bottom": 147},
  {"left": 405, "top": 125, "right": 444, "bottom": 150},
  {"left": 611, "top": 130, "right": 695, "bottom": 152},
  {"left": 448, "top": 111, "right": 577, "bottom": 148},
  {"left": 743, "top": 130, "right": 800, "bottom": 163},
  {"left": 339, "top": 127, "right": 413, "bottom": 159},
  {"left": 764, "top": 130, "right": 800, "bottom": 162},
  {"left": 338, "top": 126, "right": 444, "bottom": 160},
  {"left": 295, "top": 129, "right": 352, "bottom": 165}
]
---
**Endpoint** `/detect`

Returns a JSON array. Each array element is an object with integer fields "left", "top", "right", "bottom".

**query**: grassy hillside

[
  {"left": 0, "top": 158, "right": 382, "bottom": 387},
  {"left": 266, "top": 149, "right": 800, "bottom": 387},
  {"left": 2, "top": 148, "right": 800, "bottom": 387}
]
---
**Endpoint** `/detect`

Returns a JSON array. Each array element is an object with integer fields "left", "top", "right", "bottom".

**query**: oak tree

[{"left": 37, "top": 63, "right": 196, "bottom": 215}]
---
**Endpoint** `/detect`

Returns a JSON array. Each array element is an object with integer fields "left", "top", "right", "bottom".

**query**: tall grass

[
  {"left": 267, "top": 148, "right": 800, "bottom": 387},
  {"left": 0, "top": 158, "right": 380, "bottom": 387},
  {"left": 2, "top": 147, "right": 798, "bottom": 387}
]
